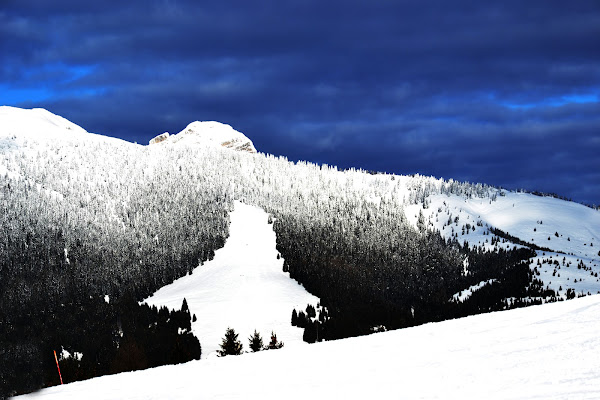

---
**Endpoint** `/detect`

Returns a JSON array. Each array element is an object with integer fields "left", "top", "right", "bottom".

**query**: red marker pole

[{"left": 53, "top": 350, "right": 64, "bottom": 385}]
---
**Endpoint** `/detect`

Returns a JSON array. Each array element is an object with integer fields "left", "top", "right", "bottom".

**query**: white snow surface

[
  {"left": 0, "top": 106, "right": 88, "bottom": 137},
  {"left": 0, "top": 105, "right": 138, "bottom": 153},
  {"left": 148, "top": 121, "right": 257, "bottom": 153},
  {"left": 17, "top": 295, "right": 600, "bottom": 399},
  {"left": 144, "top": 201, "right": 318, "bottom": 357},
  {"left": 452, "top": 279, "right": 497, "bottom": 302}
]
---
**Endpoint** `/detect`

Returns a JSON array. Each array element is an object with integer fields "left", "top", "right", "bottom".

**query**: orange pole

[{"left": 53, "top": 350, "right": 64, "bottom": 385}]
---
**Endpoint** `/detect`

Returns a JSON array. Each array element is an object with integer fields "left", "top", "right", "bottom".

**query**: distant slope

[
  {"left": 0, "top": 106, "right": 88, "bottom": 137},
  {"left": 144, "top": 201, "right": 319, "bottom": 357},
  {"left": 405, "top": 191, "right": 600, "bottom": 299},
  {"left": 16, "top": 294, "right": 600, "bottom": 400}
]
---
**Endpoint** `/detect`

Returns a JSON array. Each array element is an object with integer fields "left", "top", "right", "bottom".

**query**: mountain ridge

[{"left": 0, "top": 106, "right": 257, "bottom": 154}]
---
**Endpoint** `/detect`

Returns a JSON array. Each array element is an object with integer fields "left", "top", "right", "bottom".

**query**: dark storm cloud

[{"left": 2, "top": 0, "right": 600, "bottom": 204}]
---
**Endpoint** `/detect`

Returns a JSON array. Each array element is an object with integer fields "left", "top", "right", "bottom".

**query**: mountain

[
  {"left": 0, "top": 106, "right": 87, "bottom": 137},
  {"left": 148, "top": 121, "right": 257, "bottom": 153},
  {"left": 14, "top": 295, "right": 600, "bottom": 399},
  {"left": 1, "top": 106, "right": 599, "bottom": 398}
]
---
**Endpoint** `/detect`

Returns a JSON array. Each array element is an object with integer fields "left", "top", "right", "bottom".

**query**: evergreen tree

[
  {"left": 265, "top": 331, "right": 284, "bottom": 350},
  {"left": 417, "top": 209, "right": 426, "bottom": 232},
  {"left": 248, "top": 330, "right": 264, "bottom": 352},
  {"left": 296, "top": 311, "right": 308, "bottom": 328},
  {"left": 291, "top": 309, "right": 298, "bottom": 326},
  {"left": 181, "top": 298, "right": 189, "bottom": 314},
  {"left": 218, "top": 327, "right": 243, "bottom": 357},
  {"left": 303, "top": 321, "right": 319, "bottom": 343}
]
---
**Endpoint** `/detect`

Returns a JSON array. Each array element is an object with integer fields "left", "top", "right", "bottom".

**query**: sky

[{"left": 1, "top": 0, "right": 599, "bottom": 206}]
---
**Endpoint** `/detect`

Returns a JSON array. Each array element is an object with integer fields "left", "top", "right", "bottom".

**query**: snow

[
  {"left": 530, "top": 252, "right": 599, "bottom": 296},
  {"left": 144, "top": 200, "right": 319, "bottom": 357},
  {"left": 452, "top": 279, "right": 497, "bottom": 302},
  {"left": 0, "top": 106, "right": 88, "bottom": 138},
  {"left": 17, "top": 295, "right": 600, "bottom": 399},
  {"left": 407, "top": 191, "right": 600, "bottom": 298},
  {"left": 59, "top": 349, "right": 82, "bottom": 362},
  {"left": 419, "top": 192, "right": 600, "bottom": 262},
  {"left": 0, "top": 106, "right": 139, "bottom": 158},
  {"left": 148, "top": 121, "right": 257, "bottom": 153},
  {"left": 4, "top": 106, "right": 600, "bottom": 398}
]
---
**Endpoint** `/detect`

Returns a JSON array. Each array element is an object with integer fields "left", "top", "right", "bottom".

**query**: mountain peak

[
  {"left": 149, "top": 121, "right": 257, "bottom": 153},
  {"left": 0, "top": 106, "right": 88, "bottom": 138}
]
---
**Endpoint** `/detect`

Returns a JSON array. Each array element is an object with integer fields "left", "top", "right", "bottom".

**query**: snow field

[
  {"left": 17, "top": 295, "right": 600, "bottom": 399},
  {"left": 144, "top": 201, "right": 319, "bottom": 357},
  {"left": 530, "top": 252, "right": 600, "bottom": 296},
  {"left": 406, "top": 192, "right": 600, "bottom": 299}
]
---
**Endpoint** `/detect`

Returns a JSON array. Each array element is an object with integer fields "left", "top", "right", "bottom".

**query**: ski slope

[
  {"left": 144, "top": 201, "right": 319, "bottom": 357},
  {"left": 17, "top": 295, "right": 600, "bottom": 399}
]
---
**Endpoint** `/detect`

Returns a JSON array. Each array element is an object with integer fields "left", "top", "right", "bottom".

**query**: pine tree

[
  {"left": 265, "top": 331, "right": 284, "bottom": 350},
  {"left": 291, "top": 309, "right": 298, "bottom": 326},
  {"left": 303, "top": 321, "right": 319, "bottom": 343},
  {"left": 217, "top": 327, "right": 243, "bottom": 357},
  {"left": 417, "top": 209, "right": 426, "bottom": 232},
  {"left": 297, "top": 311, "right": 307, "bottom": 328},
  {"left": 248, "top": 330, "right": 264, "bottom": 352}
]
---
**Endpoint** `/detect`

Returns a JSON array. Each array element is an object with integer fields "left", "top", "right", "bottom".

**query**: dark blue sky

[{"left": 2, "top": 0, "right": 599, "bottom": 205}]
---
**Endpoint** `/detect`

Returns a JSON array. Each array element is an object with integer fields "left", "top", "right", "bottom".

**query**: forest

[{"left": 0, "top": 133, "right": 555, "bottom": 397}]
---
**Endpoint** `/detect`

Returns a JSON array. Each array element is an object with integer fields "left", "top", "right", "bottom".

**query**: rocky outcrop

[{"left": 149, "top": 132, "right": 170, "bottom": 145}]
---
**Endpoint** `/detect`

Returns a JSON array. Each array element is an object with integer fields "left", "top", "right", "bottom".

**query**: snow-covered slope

[
  {"left": 148, "top": 121, "right": 257, "bottom": 153},
  {"left": 144, "top": 201, "right": 319, "bottom": 357},
  {"left": 0, "top": 106, "right": 137, "bottom": 149},
  {"left": 17, "top": 295, "right": 600, "bottom": 399},
  {"left": 0, "top": 106, "right": 87, "bottom": 137},
  {"left": 405, "top": 191, "right": 600, "bottom": 299},
  {"left": 1, "top": 106, "right": 597, "bottom": 301}
]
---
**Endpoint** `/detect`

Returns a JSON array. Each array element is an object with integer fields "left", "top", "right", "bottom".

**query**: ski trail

[{"left": 144, "top": 201, "right": 318, "bottom": 357}]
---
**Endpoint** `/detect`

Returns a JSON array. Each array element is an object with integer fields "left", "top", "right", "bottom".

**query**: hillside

[
  {"left": 404, "top": 190, "right": 600, "bottom": 300},
  {"left": 1, "top": 106, "right": 599, "bottom": 397},
  {"left": 15, "top": 295, "right": 600, "bottom": 399}
]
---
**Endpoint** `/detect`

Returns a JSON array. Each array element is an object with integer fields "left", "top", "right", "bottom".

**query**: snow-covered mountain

[
  {"left": 0, "top": 106, "right": 87, "bottom": 137},
  {"left": 1, "top": 106, "right": 599, "bottom": 398},
  {"left": 15, "top": 295, "right": 600, "bottom": 399},
  {"left": 148, "top": 121, "right": 257, "bottom": 153}
]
